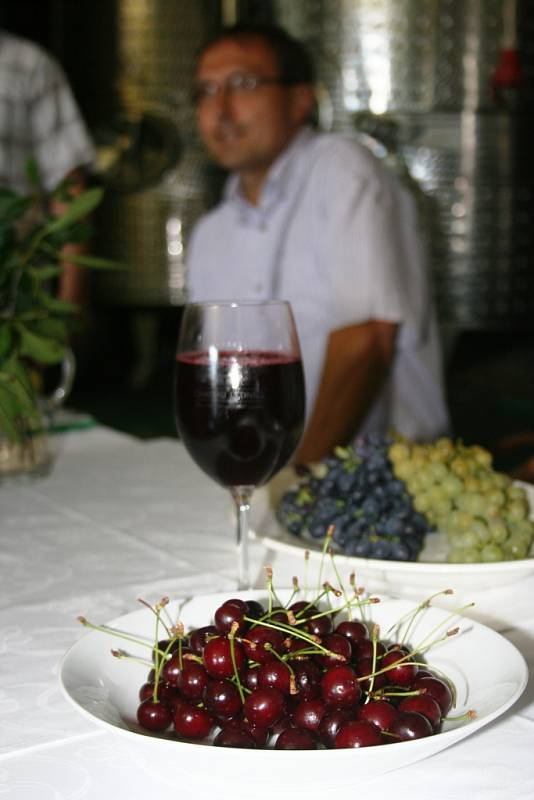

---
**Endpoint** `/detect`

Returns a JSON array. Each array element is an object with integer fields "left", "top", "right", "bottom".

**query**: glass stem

[{"left": 230, "top": 485, "right": 254, "bottom": 589}]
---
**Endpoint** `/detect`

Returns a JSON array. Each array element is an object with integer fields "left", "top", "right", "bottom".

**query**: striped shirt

[
  {"left": 0, "top": 30, "right": 95, "bottom": 194},
  {"left": 187, "top": 127, "right": 450, "bottom": 442}
]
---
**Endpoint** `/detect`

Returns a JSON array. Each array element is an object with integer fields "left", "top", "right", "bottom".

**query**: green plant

[{"left": 0, "top": 176, "right": 117, "bottom": 442}]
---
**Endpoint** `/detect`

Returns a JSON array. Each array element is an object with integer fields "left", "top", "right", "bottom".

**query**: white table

[{"left": 1, "top": 427, "right": 533, "bottom": 799}]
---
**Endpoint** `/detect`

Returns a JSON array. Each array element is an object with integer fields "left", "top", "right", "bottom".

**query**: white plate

[
  {"left": 250, "top": 475, "right": 534, "bottom": 595},
  {"left": 59, "top": 591, "right": 528, "bottom": 797}
]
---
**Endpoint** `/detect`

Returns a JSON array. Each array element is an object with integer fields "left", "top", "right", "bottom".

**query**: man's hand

[
  {"left": 295, "top": 320, "right": 398, "bottom": 464},
  {"left": 50, "top": 168, "right": 90, "bottom": 309}
]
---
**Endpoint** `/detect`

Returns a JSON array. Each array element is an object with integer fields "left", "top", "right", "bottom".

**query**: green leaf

[
  {"left": 39, "top": 294, "right": 78, "bottom": 315},
  {"left": 25, "top": 158, "right": 41, "bottom": 187},
  {"left": 42, "top": 187, "right": 104, "bottom": 234},
  {"left": 0, "top": 191, "right": 32, "bottom": 224},
  {"left": 3, "top": 356, "right": 34, "bottom": 396},
  {"left": 28, "top": 265, "right": 63, "bottom": 282},
  {"left": 0, "top": 369, "right": 36, "bottom": 413},
  {"left": 16, "top": 323, "right": 66, "bottom": 364},
  {"left": 0, "top": 325, "right": 13, "bottom": 359},
  {"left": 0, "top": 384, "right": 23, "bottom": 442},
  {"left": 63, "top": 253, "right": 124, "bottom": 270},
  {"left": 30, "top": 316, "right": 68, "bottom": 343}
]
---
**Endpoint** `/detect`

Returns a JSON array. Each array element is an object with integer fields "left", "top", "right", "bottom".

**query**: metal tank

[
  {"left": 92, "top": 0, "right": 220, "bottom": 308},
  {"left": 269, "top": 0, "right": 534, "bottom": 329}
]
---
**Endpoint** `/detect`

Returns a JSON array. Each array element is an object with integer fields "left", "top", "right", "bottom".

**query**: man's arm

[{"left": 295, "top": 320, "right": 398, "bottom": 464}]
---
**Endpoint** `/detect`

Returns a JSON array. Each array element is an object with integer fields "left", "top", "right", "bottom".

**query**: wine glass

[{"left": 174, "top": 300, "right": 305, "bottom": 588}]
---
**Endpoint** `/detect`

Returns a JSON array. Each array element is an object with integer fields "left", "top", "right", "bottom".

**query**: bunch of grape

[
  {"left": 388, "top": 437, "right": 534, "bottom": 563},
  {"left": 277, "top": 434, "right": 433, "bottom": 561}
]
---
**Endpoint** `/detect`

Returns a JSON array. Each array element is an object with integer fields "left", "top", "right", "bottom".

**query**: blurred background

[{"left": 2, "top": 0, "right": 533, "bottom": 469}]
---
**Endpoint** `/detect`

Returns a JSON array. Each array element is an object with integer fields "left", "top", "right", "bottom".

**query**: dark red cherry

[
  {"left": 335, "top": 719, "right": 383, "bottom": 748},
  {"left": 189, "top": 625, "right": 217, "bottom": 655},
  {"left": 244, "top": 687, "right": 285, "bottom": 728},
  {"left": 292, "top": 699, "right": 326, "bottom": 733},
  {"left": 243, "top": 625, "right": 284, "bottom": 664},
  {"left": 258, "top": 661, "right": 292, "bottom": 695},
  {"left": 245, "top": 599, "right": 265, "bottom": 619},
  {"left": 354, "top": 657, "right": 388, "bottom": 692},
  {"left": 177, "top": 662, "right": 208, "bottom": 700},
  {"left": 305, "top": 612, "right": 333, "bottom": 638},
  {"left": 355, "top": 639, "right": 386, "bottom": 660},
  {"left": 381, "top": 649, "right": 418, "bottom": 686},
  {"left": 293, "top": 661, "right": 322, "bottom": 700},
  {"left": 389, "top": 711, "right": 433, "bottom": 740},
  {"left": 335, "top": 620, "right": 369, "bottom": 657},
  {"left": 314, "top": 634, "right": 352, "bottom": 669},
  {"left": 161, "top": 652, "right": 187, "bottom": 686},
  {"left": 214, "top": 599, "right": 249, "bottom": 635},
  {"left": 317, "top": 709, "right": 352, "bottom": 748},
  {"left": 213, "top": 727, "right": 256, "bottom": 748},
  {"left": 321, "top": 664, "right": 361, "bottom": 709},
  {"left": 174, "top": 702, "right": 214, "bottom": 740},
  {"left": 137, "top": 699, "right": 172, "bottom": 731},
  {"left": 398, "top": 695, "right": 442, "bottom": 730},
  {"left": 203, "top": 635, "right": 246, "bottom": 679},
  {"left": 356, "top": 699, "right": 399, "bottom": 731},
  {"left": 275, "top": 728, "right": 318, "bottom": 749},
  {"left": 411, "top": 676, "right": 453, "bottom": 716},
  {"left": 203, "top": 679, "right": 243, "bottom": 720},
  {"left": 244, "top": 665, "right": 260, "bottom": 691}
]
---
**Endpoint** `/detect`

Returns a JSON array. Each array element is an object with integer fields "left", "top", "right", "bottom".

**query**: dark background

[{"left": 1, "top": 0, "right": 533, "bottom": 469}]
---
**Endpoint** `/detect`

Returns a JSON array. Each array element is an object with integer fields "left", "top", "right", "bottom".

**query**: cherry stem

[{"left": 229, "top": 622, "right": 246, "bottom": 704}]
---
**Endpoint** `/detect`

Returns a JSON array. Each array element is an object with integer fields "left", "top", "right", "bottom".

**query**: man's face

[{"left": 194, "top": 37, "right": 312, "bottom": 182}]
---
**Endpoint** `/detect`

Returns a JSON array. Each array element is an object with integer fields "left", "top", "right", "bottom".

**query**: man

[
  {"left": 0, "top": 29, "right": 95, "bottom": 307},
  {"left": 187, "top": 24, "right": 450, "bottom": 463}
]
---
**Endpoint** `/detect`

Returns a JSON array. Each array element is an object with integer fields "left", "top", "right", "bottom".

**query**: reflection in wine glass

[{"left": 174, "top": 300, "right": 305, "bottom": 588}]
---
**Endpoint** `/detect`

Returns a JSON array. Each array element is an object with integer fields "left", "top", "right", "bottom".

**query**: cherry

[
  {"left": 244, "top": 687, "right": 285, "bottom": 728},
  {"left": 223, "top": 717, "right": 270, "bottom": 746},
  {"left": 335, "top": 720, "right": 383, "bottom": 748},
  {"left": 203, "top": 635, "right": 246, "bottom": 679},
  {"left": 189, "top": 625, "right": 217, "bottom": 655},
  {"left": 398, "top": 695, "right": 442, "bottom": 730},
  {"left": 204, "top": 679, "right": 243, "bottom": 720},
  {"left": 139, "top": 681, "right": 178, "bottom": 704},
  {"left": 177, "top": 662, "right": 208, "bottom": 701},
  {"left": 258, "top": 661, "right": 292, "bottom": 695},
  {"left": 289, "top": 600, "right": 316, "bottom": 617},
  {"left": 275, "top": 728, "right": 318, "bottom": 750},
  {"left": 244, "top": 665, "right": 260, "bottom": 691},
  {"left": 174, "top": 702, "right": 214, "bottom": 740},
  {"left": 292, "top": 699, "right": 326, "bottom": 733},
  {"left": 321, "top": 664, "right": 361, "bottom": 709},
  {"left": 355, "top": 639, "right": 386, "bottom": 660},
  {"left": 245, "top": 599, "right": 265, "bottom": 619},
  {"left": 161, "top": 652, "right": 188, "bottom": 686},
  {"left": 317, "top": 709, "right": 352, "bottom": 748},
  {"left": 314, "top": 634, "right": 352, "bottom": 669},
  {"left": 305, "top": 613, "right": 333, "bottom": 638},
  {"left": 293, "top": 661, "right": 322, "bottom": 700},
  {"left": 389, "top": 711, "right": 433, "bottom": 740},
  {"left": 214, "top": 727, "right": 256, "bottom": 748},
  {"left": 137, "top": 699, "right": 173, "bottom": 731},
  {"left": 335, "top": 620, "right": 369, "bottom": 657},
  {"left": 381, "top": 649, "right": 418, "bottom": 686},
  {"left": 152, "top": 638, "right": 181, "bottom": 663},
  {"left": 214, "top": 599, "right": 249, "bottom": 635},
  {"left": 354, "top": 657, "right": 387, "bottom": 691},
  {"left": 356, "top": 699, "right": 399, "bottom": 731},
  {"left": 243, "top": 625, "right": 284, "bottom": 664},
  {"left": 411, "top": 676, "right": 453, "bottom": 716}
]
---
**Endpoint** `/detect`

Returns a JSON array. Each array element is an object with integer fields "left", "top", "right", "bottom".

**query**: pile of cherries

[{"left": 135, "top": 594, "right": 455, "bottom": 750}]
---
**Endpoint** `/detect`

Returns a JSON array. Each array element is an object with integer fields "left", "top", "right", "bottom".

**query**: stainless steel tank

[
  {"left": 92, "top": 0, "right": 220, "bottom": 308},
  {"left": 270, "top": 0, "right": 534, "bottom": 328}
]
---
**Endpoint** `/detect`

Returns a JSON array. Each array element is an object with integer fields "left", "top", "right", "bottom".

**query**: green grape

[
  {"left": 493, "top": 472, "right": 512, "bottom": 490},
  {"left": 470, "top": 518, "right": 491, "bottom": 546},
  {"left": 457, "top": 547, "right": 481, "bottom": 563},
  {"left": 448, "top": 547, "right": 468, "bottom": 563},
  {"left": 434, "top": 496, "right": 453, "bottom": 517},
  {"left": 505, "top": 499, "right": 529, "bottom": 522},
  {"left": 485, "top": 488, "right": 506, "bottom": 509},
  {"left": 388, "top": 441, "right": 411, "bottom": 464},
  {"left": 507, "top": 484, "right": 527, "bottom": 502},
  {"left": 428, "top": 462, "right": 449, "bottom": 482},
  {"left": 393, "top": 459, "right": 416, "bottom": 481},
  {"left": 481, "top": 543, "right": 505, "bottom": 562},
  {"left": 413, "top": 491, "right": 433, "bottom": 513},
  {"left": 502, "top": 535, "right": 530, "bottom": 560},
  {"left": 442, "top": 474, "right": 463, "bottom": 499},
  {"left": 455, "top": 529, "right": 480, "bottom": 550},
  {"left": 488, "top": 518, "right": 509, "bottom": 544},
  {"left": 463, "top": 475, "right": 481, "bottom": 493},
  {"left": 471, "top": 445, "right": 493, "bottom": 469}
]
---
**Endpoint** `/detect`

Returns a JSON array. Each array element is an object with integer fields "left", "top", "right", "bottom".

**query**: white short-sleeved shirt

[
  {"left": 0, "top": 30, "right": 95, "bottom": 194},
  {"left": 187, "top": 127, "right": 450, "bottom": 442}
]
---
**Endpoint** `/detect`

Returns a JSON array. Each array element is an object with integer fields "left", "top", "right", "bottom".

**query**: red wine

[{"left": 175, "top": 350, "right": 305, "bottom": 487}]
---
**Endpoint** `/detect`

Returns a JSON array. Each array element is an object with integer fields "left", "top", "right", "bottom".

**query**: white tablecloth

[{"left": 1, "top": 427, "right": 533, "bottom": 799}]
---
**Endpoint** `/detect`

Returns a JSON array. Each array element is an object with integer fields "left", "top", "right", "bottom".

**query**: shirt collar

[{"left": 224, "top": 126, "right": 315, "bottom": 220}]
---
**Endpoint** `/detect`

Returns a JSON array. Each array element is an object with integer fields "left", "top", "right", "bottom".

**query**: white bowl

[
  {"left": 250, "top": 478, "right": 534, "bottom": 595},
  {"left": 59, "top": 591, "right": 527, "bottom": 797}
]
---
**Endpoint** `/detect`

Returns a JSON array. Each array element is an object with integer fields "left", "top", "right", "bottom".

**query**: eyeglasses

[{"left": 192, "top": 72, "right": 292, "bottom": 105}]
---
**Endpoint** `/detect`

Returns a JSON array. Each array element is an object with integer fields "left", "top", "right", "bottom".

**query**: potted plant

[{"left": 0, "top": 173, "right": 117, "bottom": 476}]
